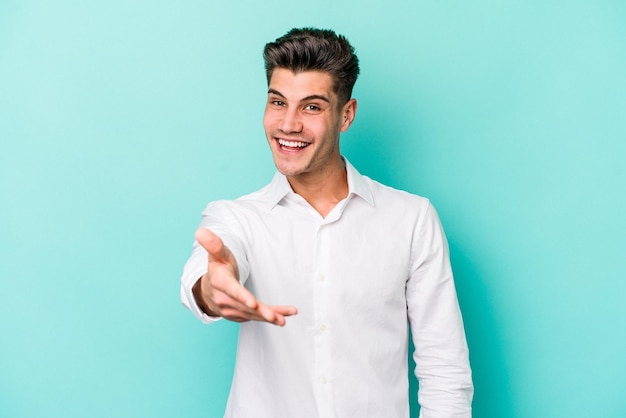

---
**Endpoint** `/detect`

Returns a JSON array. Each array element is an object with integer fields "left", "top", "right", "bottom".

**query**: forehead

[{"left": 268, "top": 69, "right": 336, "bottom": 100}]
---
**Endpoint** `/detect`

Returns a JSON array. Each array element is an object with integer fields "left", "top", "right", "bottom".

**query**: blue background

[{"left": 1, "top": 1, "right": 625, "bottom": 417}]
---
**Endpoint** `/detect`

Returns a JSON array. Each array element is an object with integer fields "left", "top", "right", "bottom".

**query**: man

[{"left": 181, "top": 28, "right": 473, "bottom": 418}]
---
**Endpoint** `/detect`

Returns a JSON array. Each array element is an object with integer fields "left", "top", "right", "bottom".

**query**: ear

[{"left": 340, "top": 98, "right": 358, "bottom": 132}]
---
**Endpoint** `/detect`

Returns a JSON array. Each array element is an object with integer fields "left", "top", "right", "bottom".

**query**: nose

[{"left": 279, "top": 109, "right": 302, "bottom": 134}]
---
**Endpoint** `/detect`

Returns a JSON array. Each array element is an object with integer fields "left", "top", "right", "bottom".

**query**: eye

[
  {"left": 271, "top": 100, "right": 285, "bottom": 106},
  {"left": 305, "top": 104, "right": 321, "bottom": 112}
]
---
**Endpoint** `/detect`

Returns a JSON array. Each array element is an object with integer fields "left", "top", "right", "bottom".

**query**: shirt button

[
  {"left": 319, "top": 324, "right": 326, "bottom": 331},
  {"left": 320, "top": 376, "right": 327, "bottom": 384},
  {"left": 318, "top": 273, "right": 325, "bottom": 282}
]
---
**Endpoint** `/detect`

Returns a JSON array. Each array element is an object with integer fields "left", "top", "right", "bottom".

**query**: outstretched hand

[{"left": 193, "top": 228, "right": 298, "bottom": 326}]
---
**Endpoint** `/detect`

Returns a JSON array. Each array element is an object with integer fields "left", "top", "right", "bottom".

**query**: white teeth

[{"left": 278, "top": 139, "right": 308, "bottom": 148}]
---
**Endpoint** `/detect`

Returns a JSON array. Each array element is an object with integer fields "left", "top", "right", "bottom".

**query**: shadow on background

[{"left": 450, "top": 243, "right": 515, "bottom": 417}]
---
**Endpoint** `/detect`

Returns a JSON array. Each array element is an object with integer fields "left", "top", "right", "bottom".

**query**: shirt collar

[
  {"left": 264, "top": 157, "right": 375, "bottom": 211},
  {"left": 345, "top": 158, "right": 374, "bottom": 206}
]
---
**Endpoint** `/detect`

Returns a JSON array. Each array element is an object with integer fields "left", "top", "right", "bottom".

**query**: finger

[
  {"left": 223, "top": 309, "right": 279, "bottom": 325},
  {"left": 256, "top": 302, "right": 280, "bottom": 324},
  {"left": 270, "top": 305, "right": 299, "bottom": 317},
  {"left": 218, "top": 309, "right": 252, "bottom": 323},
  {"left": 209, "top": 290, "right": 264, "bottom": 321},
  {"left": 217, "top": 297, "right": 278, "bottom": 324},
  {"left": 216, "top": 295, "right": 297, "bottom": 326},
  {"left": 255, "top": 303, "right": 300, "bottom": 326},
  {"left": 195, "top": 228, "right": 228, "bottom": 263},
  {"left": 219, "top": 276, "right": 258, "bottom": 310}
]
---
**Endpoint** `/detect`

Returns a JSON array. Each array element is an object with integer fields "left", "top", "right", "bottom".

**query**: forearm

[{"left": 411, "top": 311, "right": 473, "bottom": 416}]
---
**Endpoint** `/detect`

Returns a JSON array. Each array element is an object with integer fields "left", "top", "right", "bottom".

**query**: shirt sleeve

[
  {"left": 406, "top": 202, "right": 474, "bottom": 417},
  {"left": 180, "top": 201, "right": 251, "bottom": 324}
]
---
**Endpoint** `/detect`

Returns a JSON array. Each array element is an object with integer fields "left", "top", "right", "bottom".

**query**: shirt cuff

[{"left": 180, "top": 250, "right": 222, "bottom": 325}]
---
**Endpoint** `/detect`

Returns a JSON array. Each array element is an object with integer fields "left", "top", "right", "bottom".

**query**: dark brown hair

[{"left": 263, "top": 28, "right": 360, "bottom": 105}]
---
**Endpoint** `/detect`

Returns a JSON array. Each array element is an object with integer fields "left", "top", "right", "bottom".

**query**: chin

[
  {"left": 272, "top": 156, "right": 308, "bottom": 178},
  {"left": 275, "top": 165, "right": 304, "bottom": 178}
]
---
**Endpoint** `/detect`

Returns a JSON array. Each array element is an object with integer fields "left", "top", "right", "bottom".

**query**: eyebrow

[{"left": 268, "top": 88, "right": 331, "bottom": 104}]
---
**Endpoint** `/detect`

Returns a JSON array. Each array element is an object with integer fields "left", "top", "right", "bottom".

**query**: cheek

[
  {"left": 264, "top": 113, "right": 286, "bottom": 133},
  {"left": 263, "top": 117, "right": 275, "bottom": 137}
]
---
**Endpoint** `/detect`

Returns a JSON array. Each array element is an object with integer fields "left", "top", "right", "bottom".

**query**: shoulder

[
  {"left": 198, "top": 185, "right": 275, "bottom": 240},
  {"left": 365, "top": 176, "right": 432, "bottom": 212},
  {"left": 202, "top": 184, "right": 269, "bottom": 212}
]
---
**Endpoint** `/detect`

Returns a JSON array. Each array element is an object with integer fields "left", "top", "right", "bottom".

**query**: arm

[
  {"left": 190, "top": 228, "right": 297, "bottom": 326},
  {"left": 406, "top": 202, "right": 473, "bottom": 417},
  {"left": 180, "top": 202, "right": 297, "bottom": 326}
]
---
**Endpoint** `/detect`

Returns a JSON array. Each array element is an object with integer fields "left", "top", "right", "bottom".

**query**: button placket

[{"left": 313, "top": 221, "right": 334, "bottom": 417}]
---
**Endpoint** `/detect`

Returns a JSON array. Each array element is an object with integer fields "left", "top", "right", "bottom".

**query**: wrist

[{"left": 192, "top": 277, "right": 220, "bottom": 317}]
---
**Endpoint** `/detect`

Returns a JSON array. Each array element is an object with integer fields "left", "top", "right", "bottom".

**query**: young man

[{"left": 181, "top": 28, "right": 473, "bottom": 418}]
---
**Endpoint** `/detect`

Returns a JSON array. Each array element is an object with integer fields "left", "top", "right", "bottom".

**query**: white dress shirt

[{"left": 180, "top": 159, "right": 473, "bottom": 418}]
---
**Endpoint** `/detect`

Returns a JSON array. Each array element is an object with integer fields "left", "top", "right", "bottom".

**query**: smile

[{"left": 277, "top": 139, "right": 310, "bottom": 149}]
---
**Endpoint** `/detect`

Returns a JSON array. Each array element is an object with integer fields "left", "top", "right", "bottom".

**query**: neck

[{"left": 287, "top": 158, "right": 348, "bottom": 218}]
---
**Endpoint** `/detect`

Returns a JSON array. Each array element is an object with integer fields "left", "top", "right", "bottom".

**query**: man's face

[{"left": 263, "top": 68, "right": 355, "bottom": 180}]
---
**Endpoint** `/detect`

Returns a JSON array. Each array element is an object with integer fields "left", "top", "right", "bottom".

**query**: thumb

[{"left": 195, "top": 228, "right": 228, "bottom": 263}]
